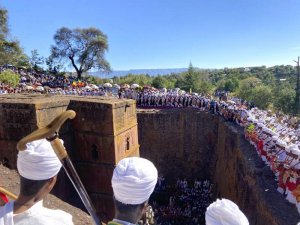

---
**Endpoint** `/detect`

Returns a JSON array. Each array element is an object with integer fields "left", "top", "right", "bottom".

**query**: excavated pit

[
  {"left": 137, "top": 108, "right": 300, "bottom": 225},
  {"left": 0, "top": 95, "right": 299, "bottom": 225}
]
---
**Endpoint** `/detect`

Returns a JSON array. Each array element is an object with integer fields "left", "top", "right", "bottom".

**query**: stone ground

[{"left": 0, "top": 164, "right": 93, "bottom": 225}]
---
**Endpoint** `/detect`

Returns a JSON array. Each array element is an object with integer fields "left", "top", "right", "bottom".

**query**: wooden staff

[
  {"left": 0, "top": 187, "right": 17, "bottom": 200},
  {"left": 17, "top": 110, "right": 101, "bottom": 225}
]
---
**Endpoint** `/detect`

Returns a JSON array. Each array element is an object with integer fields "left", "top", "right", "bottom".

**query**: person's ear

[
  {"left": 46, "top": 176, "right": 57, "bottom": 192},
  {"left": 141, "top": 201, "right": 149, "bottom": 214}
]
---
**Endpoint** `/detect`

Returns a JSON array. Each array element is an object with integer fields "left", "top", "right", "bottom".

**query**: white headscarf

[
  {"left": 17, "top": 138, "right": 62, "bottom": 180},
  {"left": 205, "top": 199, "right": 249, "bottom": 225},
  {"left": 112, "top": 157, "right": 158, "bottom": 205}
]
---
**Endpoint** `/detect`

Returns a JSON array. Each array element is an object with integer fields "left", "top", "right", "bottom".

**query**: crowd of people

[
  {"left": 0, "top": 65, "right": 113, "bottom": 96},
  {"left": 150, "top": 176, "right": 213, "bottom": 225},
  {"left": 123, "top": 88, "right": 300, "bottom": 215},
  {"left": 1, "top": 65, "right": 300, "bottom": 220},
  {"left": 244, "top": 109, "right": 300, "bottom": 213}
]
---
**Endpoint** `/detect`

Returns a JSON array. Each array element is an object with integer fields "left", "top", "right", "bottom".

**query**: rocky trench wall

[{"left": 137, "top": 108, "right": 300, "bottom": 225}]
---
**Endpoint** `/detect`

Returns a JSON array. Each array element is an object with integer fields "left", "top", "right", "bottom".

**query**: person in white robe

[
  {"left": 0, "top": 138, "right": 73, "bottom": 225},
  {"left": 108, "top": 157, "right": 158, "bottom": 225},
  {"left": 205, "top": 198, "right": 249, "bottom": 225}
]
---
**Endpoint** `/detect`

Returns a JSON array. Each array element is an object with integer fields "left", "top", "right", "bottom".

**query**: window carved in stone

[{"left": 91, "top": 144, "right": 99, "bottom": 160}]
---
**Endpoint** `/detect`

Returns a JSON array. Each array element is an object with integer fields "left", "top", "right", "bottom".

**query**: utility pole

[{"left": 294, "top": 57, "right": 300, "bottom": 115}]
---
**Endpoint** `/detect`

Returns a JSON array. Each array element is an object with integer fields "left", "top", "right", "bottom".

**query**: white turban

[
  {"left": 205, "top": 199, "right": 249, "bottom": 225},
  {"left": 112, "top": 157, "right": 158, "bottom": 205},
  {"left": 17, "top": 138, "right": 62, "bottom": 180}
]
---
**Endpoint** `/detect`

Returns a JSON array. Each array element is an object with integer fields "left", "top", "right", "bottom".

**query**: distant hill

[{"left": 89, "top": 68, "right": 188, "bottom": 78}]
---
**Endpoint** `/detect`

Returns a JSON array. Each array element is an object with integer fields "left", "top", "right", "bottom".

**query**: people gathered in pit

[{"left": 150, "top": 177, "right": 214, "bottom": 225}]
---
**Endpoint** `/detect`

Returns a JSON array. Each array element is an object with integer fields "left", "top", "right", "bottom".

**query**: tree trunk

[
  {"left": 77, "top": 70, "right": 82, "bottom": 80},
  {"left": 68, "top": 56, "right": 82, "bottom": 80}
]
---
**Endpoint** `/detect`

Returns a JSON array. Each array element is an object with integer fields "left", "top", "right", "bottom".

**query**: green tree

[
  {"left": 118, "top": 73, "right": 153, "bottom": 86},
  {"left": 185, "top": 63, "right": 200, "bottom": 91},
  {"left": 164, "top": 74, "right": 177, "bottom": 89},
  {"left": 112, "top": 76, "right": 121, "bottom": 85},
  {"left": 50, "top": 27, "right": 110, "bottom": 79},
  {"left": 45, "top": 56, "right": 63, "bottom": 75},
  {"left": 198, "top": 79, "right": 213, "bottom": 94},
  {"left": 210, "top": 71, "right": 226, "bottom": 85},
  {"left": 30, "top": 49, "right": 44, "bottom": 71},
  {"left": 251, "top": 85, "right": 273, "bottom": 109},
  {"left": 152, "top": 75, "right": 175, "bottom": 89},
  {"left": 273, "top": 82, "right": 295, "bottom": 114},
  {"left": 152, "top": 76, "right": 166, "bottom": 89},
  {"left": 0, "top": 40, "right": 29, "bottom": 67},
  {"left": 86, "top": 75, "right": 103, "bottom": 85},
  {"left": 174, "top": 73, "right": 186, "bottom": 89},
  {"left": 216, "top": 79, "right": 226, "bottom": 90},
  {"left": 237, "top": 77, "right": 262, "bottom": 100},
  {"left": 0, "top": 7, "right": 29, "bottom": 67},
  {"left": 223, "top": 78, "right": 239, "bottom": 92},
  {"left": 0, "top": 70, "right": 20, "bottom": 87},
  {"left": 0, "top": 8, "right": 8, "bottom": 40}
]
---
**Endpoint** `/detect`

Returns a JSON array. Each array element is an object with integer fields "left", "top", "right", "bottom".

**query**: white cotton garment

[
  {"left": 112, "top": 157, "right": 158, "bottom": 205},
  {"left": 17, "top": 139, "right": 62, "bottom": 180},
  {"left": 13, "top": 200, "right": 73, "bottom": 225},
  {"left": 0, "top": 201, "right": 14, "bottom": 225},
  {"left": 205, "top": 199, "right": 249, "bottom": 225}
]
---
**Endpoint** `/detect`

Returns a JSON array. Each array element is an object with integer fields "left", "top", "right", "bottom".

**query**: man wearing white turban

[
  {"left": 108, "top": 157, "right": 158, "bottom": 225},
  {"left": 0, "top": 138, "right": 74, "bottom": 225},
  {"left": 205, "top": 198, "right": 249, "bottom": 225}
]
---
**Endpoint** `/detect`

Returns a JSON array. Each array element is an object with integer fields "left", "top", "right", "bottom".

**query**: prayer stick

[{"left": 0, "top": 187, "right": 17, "bottom": 200}]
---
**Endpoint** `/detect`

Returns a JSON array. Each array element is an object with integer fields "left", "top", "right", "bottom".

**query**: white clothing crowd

[{"left": 124, "top": 87, "right": 300, "bottom": 215}]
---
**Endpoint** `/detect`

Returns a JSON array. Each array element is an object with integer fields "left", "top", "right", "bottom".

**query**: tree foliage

[
  {"left": 251, "top": 85, "right": 273, "bottom": 109},
  {"left": 45, "top": 56, "right": 64, "bottom": 75},
  {"left": 0, "top": 8, "right": 8, "bottom": 40},
  {"left": 86, "top": 75, "right": 103, "bottom": 85},
  {"left": 0, "top": 7, "right": 29, "bottom": 67},
  {"left": 237, "top": 77, "right": 262, "bottom": 100},
  {"left": 114, "top": 74, "right": 153, "bottom": 86},
  {"left": 0, "top": 40, "right": 29, "bottom": 67},
  {"left": 50, "top": 27, "right": 110, "bottom": 79},
  {"left": 273, "top": 83, "right": 295, "bottom": 114},
  {"left": 30, "top": 49, "right": 44, "bottom": 71},
  {"left": 0, "top": 70, "right": 20, "bottom": 87},
  {"left": 217, "top": 78, "right": 239, "bottom": 92},
  {"left": 152, "top": 75, "right": 176, "bottom": 89}
]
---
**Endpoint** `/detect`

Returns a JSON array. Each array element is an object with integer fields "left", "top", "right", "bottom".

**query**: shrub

[{"left": 0, "top": 70, "right": 20, "bottom": 87}]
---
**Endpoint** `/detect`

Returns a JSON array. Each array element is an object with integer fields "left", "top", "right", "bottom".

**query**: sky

[{"left": 1, "top": 0, "right": 300, "bottom": 70}]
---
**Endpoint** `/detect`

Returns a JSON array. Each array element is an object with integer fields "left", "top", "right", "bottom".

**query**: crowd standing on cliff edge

[
  {"left": 124, "top": 87, "right": 300, "bottom": 215},
  {"left": 0, "top": 65, "right": 299, "bottom": 224}
]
